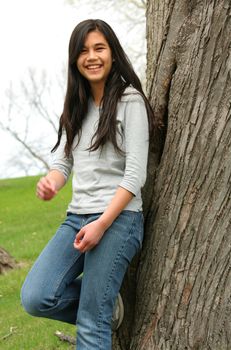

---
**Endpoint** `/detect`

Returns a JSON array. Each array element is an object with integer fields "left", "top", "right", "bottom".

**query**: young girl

[{"left": 21, "top": 19, "right": 154, "bottom": 350}]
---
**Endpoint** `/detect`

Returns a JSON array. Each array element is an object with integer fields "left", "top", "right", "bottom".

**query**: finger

[
  {"left": 73, "top": 231, "right": 89, "bottom": 251},
  {"left": 75, "top": 238, "right": 96, "bottom": 252},
  {"left": 82, "top": 243, "right": 95, "bottom": 252},
  {"left": 37, "top": 185, "right": 56, "bottom": 199},
  {"left": 45, "top": 178, "right": 57, "bottom": 193},
  {"left": 37, "top": 181, "right": 50, "bottom": 196},
  {"left": 37, "top": 177, "right": 56, "bottom": 194},
  {"left": 36, "top": 188, "right": 54, "bottom": 201},
  {"left": 36, "top": 189, "right": 45, "bottom": 199},
  {"left": 74, "top": 240, "right": 87, "bottom": 252},
  {"left": 75, "top": 229, "right": 85, "bottom": 244},
  {"left": 36, "top": 183, "right": 47, "bottom": 197},
  {"left": 36, "top": 186, "right": 50, "bottom": 199}
]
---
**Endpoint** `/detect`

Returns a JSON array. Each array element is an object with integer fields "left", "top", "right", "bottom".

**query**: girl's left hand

[{"left": 73, "top": 219, "right": 106, "bottom": 252}]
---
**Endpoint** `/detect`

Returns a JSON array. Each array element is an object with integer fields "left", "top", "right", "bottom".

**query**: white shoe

[{"left": 111, "top": 293, "right": 124, "bottom": 331}]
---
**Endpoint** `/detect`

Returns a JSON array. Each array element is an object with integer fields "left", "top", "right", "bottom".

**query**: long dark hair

[{"left": 52, "top": 19, "right": 155, "bottom": 157}]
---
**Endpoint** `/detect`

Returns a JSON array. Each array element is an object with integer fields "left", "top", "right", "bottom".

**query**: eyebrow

[
  {"left": 83, "top": 42, "right": 107, "bottom": 48},
  {"left": 94, "top": 42, "right": 107, "bottom": 47}
]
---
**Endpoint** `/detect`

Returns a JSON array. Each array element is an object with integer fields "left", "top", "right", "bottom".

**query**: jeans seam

[
  {"left": 41, "top": 216, "right": 84, "bottom": 314},
  {"left": 37, "top": 253, "right": 83, "bottom": 315},
  {"left": 51, "top": 215, "right": 86, "bottom": 297},
  {"left": 54, "top": 225, "right": 82, "bottom": 297},
  {"left": 53, "top": 252, "right": 83, "bottom": 299},
  {"left": 96, "top": 213, "right": 137, "bottom": 348}
]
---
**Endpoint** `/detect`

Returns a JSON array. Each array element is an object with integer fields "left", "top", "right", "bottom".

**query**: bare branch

[
  {"left": 55, "top": 330, "right": 76, "bottom": 345},
  {"left": 0, "top": 68, "right": 64, "bottom": 175},
  {"left": 20, "top": 70, "right": 58, "bottom": 133},
  {"left": 0, "top": 121, "right": 49, "bottom": 170}
]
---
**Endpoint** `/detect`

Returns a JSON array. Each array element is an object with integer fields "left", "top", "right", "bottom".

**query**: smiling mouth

[{"left": 86, "top": 64, "right": 102, "bottom": 70}]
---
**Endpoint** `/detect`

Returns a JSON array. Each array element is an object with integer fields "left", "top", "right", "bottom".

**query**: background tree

[
  {"left": 0, "top": 68, "right": 65, "bottom": 177},
  {"left": 113, "top": 1, "right": 231, "bottom": 349},
  {"left": 1, "top": 0, "right": 146, "bottom": 178}
]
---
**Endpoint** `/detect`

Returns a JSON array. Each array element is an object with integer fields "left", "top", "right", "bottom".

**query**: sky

[{"left": 0, "top": 0, "right": 145, "bottom": 179}]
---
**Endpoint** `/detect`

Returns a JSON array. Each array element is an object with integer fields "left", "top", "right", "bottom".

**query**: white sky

[
  {"left": 0, "top": 0, "right": 145, "bottom": 179},
  {"left": 0, "top": 0, "right": 66, "bottom": 91},
  {"left": 0, "top": 0, "right": 70, "bottom": 178},
  {"left": 0, "top": 0, "right": 127, "bottom": 90}
]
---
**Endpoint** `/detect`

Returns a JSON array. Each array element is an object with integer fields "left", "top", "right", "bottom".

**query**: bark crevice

[{"left": 113, "top": 1, "right": 231, "bottom": 349}]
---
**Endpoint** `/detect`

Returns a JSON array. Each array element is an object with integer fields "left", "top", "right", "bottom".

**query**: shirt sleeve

[
  {"left": 50, "top": 132, "right": 73, "bottom": 181},
  {"left": 119, "top": 95, "right": 149, "bottom": 196}
]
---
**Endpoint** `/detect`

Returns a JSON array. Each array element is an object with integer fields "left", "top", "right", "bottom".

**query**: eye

[
  {"left": 96, "top": 47, "right": 105, "bottom": 52},
  {"left": 80, "top": 48, "right": 87, "bottom": 54}
]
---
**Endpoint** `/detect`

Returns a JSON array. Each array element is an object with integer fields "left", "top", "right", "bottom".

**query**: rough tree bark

[{"left": 113, "top": 1, "right": 231, "bottom": 349}]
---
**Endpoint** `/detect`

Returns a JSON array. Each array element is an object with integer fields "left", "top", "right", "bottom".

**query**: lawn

[{"left": 0, "top": 175, "right": 76, "bottom": 350}]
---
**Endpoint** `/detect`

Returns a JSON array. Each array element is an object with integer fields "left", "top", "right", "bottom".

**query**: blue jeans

[{"left": 21, "top": 210, "right": 144, "bottom": 350}]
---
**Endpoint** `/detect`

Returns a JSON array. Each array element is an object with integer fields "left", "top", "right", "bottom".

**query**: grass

[{"left": 0, "top": 175, "right": 76, "bottom": 350}]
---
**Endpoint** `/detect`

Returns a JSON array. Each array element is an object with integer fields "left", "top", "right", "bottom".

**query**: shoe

[{"left": 111, "top": 293, "right": 124, "bottom": 331}]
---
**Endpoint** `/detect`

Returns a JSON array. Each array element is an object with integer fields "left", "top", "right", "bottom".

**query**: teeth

[{"left": 87, "top": 65, "right": 101, "bottom": 69}]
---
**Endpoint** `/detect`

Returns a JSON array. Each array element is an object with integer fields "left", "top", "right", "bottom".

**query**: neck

[{"left": 90, "top": 82, "right": 105, "bottom": 106}]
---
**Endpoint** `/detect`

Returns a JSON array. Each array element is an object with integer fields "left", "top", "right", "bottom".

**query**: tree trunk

[{"left": 114, "top": 1, "right": 231, "bottom": 349}]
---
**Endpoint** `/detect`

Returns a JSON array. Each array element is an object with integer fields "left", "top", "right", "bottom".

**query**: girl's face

[{"left": 77, "top": 30, "right": 113, "bottom": 88}]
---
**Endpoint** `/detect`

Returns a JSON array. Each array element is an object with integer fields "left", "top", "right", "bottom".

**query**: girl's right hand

[{"left": 36, "top": 176, "right": 58, "bottom": 201}]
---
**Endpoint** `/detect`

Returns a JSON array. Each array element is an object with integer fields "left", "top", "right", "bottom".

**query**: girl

[{"left": 21, "top": 19, "right": 154, "bottom": 350}]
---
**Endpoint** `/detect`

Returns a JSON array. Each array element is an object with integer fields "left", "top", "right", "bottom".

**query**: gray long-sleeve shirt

[{"left": 51, "top": 87, "right": 149, "bottom": 214}]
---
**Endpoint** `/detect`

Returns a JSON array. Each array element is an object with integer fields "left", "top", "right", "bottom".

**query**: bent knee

[{"left": 21, "top": 283, "right": 50, "bottom": 317}]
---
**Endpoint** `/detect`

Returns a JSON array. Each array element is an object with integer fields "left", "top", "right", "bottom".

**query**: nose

[{"left": 87, "top": 49, "right": 97, "bottom": 61}]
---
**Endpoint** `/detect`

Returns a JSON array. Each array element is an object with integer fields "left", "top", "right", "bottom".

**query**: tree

[
  {"left": 0, "top": 68, "right": 65, "bottom": 177},
  {"left": 113, "top": 1, "right": 231, "bottom": 349}
]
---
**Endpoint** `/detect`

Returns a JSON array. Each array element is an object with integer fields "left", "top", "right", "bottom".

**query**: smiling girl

[{"left": 21, "top": 19, "right": 155, "bottom": 350}]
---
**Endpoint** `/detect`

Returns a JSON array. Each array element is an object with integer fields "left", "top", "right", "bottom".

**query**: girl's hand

[
  {"left": 73, "top": 219, "right": 107, "bottom": 252},
  {"left": 36, "top": 176, "right": 58, "bottom": 201}
]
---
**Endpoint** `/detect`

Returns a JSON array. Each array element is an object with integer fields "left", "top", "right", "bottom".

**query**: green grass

[{"left": 0, "top": 175, "right": 76, "bottom": 350}]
